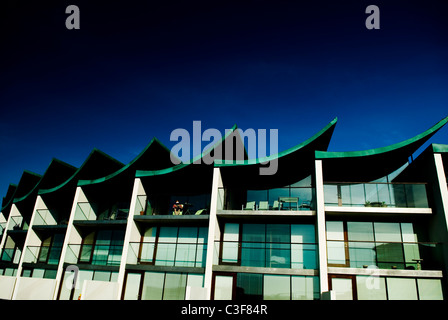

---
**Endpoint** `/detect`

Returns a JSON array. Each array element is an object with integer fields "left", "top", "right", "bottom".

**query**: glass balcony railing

[
  {"left": 74, "top": 202, "right": 129, "bottom": 221},
  {"left": 8, "top": 216, "right": 28, "bottom": 231},
  {"left": 33, "top": 209, "right": 59, "bottom": 226},
  {"left": 0, "top": 247, "right": 21, "bottom": 264},
  {"left": 134, "top": 194, "right": 211, "bottom": 216},
  {"left": 327, "top": 241, "right": 442, "bottom": 270},
  {"left": 65, "top": 244, "right": 123, "bottom": 266},
  {"left": 323, "top": 182, "right": 429, "bottom": 208},
  {"left": 127, "top": 241, "right": 207, "bottom": 268},
  {"left": 23, "top": 245, "right": 62, "bottom": 265},
  {"left": 218, "top": 187, "right": 315, "bottom": 211},
  {"left": 218, "top": 240, "right": 318, "bottom": 269}
]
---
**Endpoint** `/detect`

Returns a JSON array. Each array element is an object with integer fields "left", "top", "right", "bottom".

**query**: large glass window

[
  {"left": 263, "top": 275, "right": 290, "bottom": 300},
  {"left": 222, "top": 223, "right": 316, "bottom": 269},
  {"left": 328, "top": 275, "right": 444, "bottom": 300},
  {"left": 221, "top": 223, "right": 239, "bottom": 264},
  {"left": 140, "top": 226, "right": 208, "bottom": 267},
  {"left": 214, "top": 275, "right": 234, "bottom": 300},
  {"left": 386, "top": 278, "right": 418, "bottom": 300},
  {"left": 216, "top": 273, "right": 319, "bottom": 300},
  {"left": 125, "top": 272, "right": 204, "bottom": 300},
  {"left": 236, "top": 273, "right": 263, "bottom": 300},
  {"left": 327, "top": 221, "right": 429, "bottom": 270}
]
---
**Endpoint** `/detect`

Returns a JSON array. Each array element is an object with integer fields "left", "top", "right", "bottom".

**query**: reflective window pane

[
  {"left": 142, "top": 272, "right": 164, "bottom": 300},
  {"left": 163, "top": 273, "right": 187, "bottom": 300},
  {"left": 347, "top": 222, "right": 374, "bottom": 241},
  {"left": 214, "top": 275, "right": 233, "bottom": 300},
  {"left": 417, "top": 279, "right": 443, "bottom": 300},
  {"left": 374, "top": 222, "right": 401, "bottom": 242},
  {"left": 266, "top": 224, "right": 290, "bottom": 243},
  {"left": 326, "top": 221, "right": 344, "bottom": 241},
  {"left": 124, "top": 273, "right": 142, "bottom": 300},
  {"left": 327, "top": 241, "right": 346, "bottom": 265},
  {"left": 331, "top": 278, "right": 353, "bottom": 300},
  {"left": 291, "top": 276, "right": 317, "bottom": 300},
  {"left": 263, "top": 275, "right": 290, "bottom": 300},
  {"left": 291, "top": 244, "right": 317, "bottom": 269},
  {"left": 348, "top": 242, "right": 376, "bottom": 268},
  {"left": 291, "top": 224, "right": 315, "bottom": 244},
  {"left": 356, "top": 275, "right": 387, "bottom": 300},
  {"left": 386, "top": 278, "right": 417, "bottom": 300},
  {"left": 236, "top": 273, "right": 262, "bottom": 300}
]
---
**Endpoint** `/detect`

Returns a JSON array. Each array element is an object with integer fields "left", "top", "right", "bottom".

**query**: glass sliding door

[
  {"left": 123, "top": 272, "right": 142, "bottom": 300},
  {"left": 330, "top": 276, "right": 355, "bottom": 300},
  {"left": 213, "top": 275, "right": 234, "bottom": 300}
]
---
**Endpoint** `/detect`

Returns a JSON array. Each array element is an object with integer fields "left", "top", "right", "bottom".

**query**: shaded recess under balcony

[
  {"left": 216, "top": 118, "right": 337, "bottom": 211},
  {"left": 316, "top": 116, "right": 448, "bottom": 182},
  {"left": 135, "top": 124, "right": 248, "bottom": 216},
  {"left": 1, "top": 171, "right": 41, "bottom": 222},
  {"left": 317, "top": 117, "right": 448, "bottom": 211},
  {"left": 13, "top": 159, "right": 77, "bottom": 226},
  {"left": 76, "top": 138, "right": 176, "bottom": 222},
  {"left": 37, "top": 149, "right": 125, "bottom": 226}
]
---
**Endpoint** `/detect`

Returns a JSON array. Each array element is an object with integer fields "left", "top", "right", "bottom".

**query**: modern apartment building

[{"left": 0, "top": 116, "right": 447, "bottom": 300}]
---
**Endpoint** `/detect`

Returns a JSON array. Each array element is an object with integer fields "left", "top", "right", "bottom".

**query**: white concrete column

[
  {"left": 204, "top": 167, "right": 223, "bottom": 298},
  {"left": 52, "top": 186, "right": 84, "bottom": 300},
  {"left": 116, "top": 178, "right": 144, "bottom": 299},
  {"left": 315, "top": 160, "right": 328, "bottom": 295},
  {"left": 12, "top": 196, "right": 47, "bottom": 300},
  {"left": 434, "top": 154, "right": 448, "bottom": 229}
]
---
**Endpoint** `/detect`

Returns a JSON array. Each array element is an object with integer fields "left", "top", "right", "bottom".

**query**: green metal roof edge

[
  {"left": 78, "top": 137, "right": 175, "bottom": 186},
  {"left": 1, "top": 184, "right": 18, "bottom": 213},
  {"left": 39, "top": 148, "right": 124, "bottom": 195},
  {"left": 432, "top": 143, "right": 448, "bottom": 153},
  {"left": 315, "top": 116, "right": 448, "bottom": 160},
  {"left": 3, "top": 170, "right": 42, "bottom": 210},
  {"left": 13, "top": 159, "right": 77, "bottom": 203},
  {"left": 136, "top": 124, "right": 238, "bottom": 178},
  {"left": 214, "top": 117, "right": 338, "bottom": 167}
]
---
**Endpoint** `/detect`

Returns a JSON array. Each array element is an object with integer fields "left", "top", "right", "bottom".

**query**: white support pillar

[
  {"left": 12, "top": 196, "right": 47, "bottom": 300},
  {"left": 315, "top": 160, "right": 328, "bottom": 295},
  {"left": 52, "top": 186, "right": 84, "bottom": 300},
  {"left": 204, "top": 167, "right": 223, "bottom": 298},
  {"left": 116, "top": 178, "right": 144, "bottom": 300},
  {"left": 434, "top": 154, "right": 448, "bottom": 229}
]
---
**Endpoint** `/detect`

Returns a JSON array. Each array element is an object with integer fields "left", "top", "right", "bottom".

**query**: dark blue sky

[{"left": 0, "top": 0, "right": 447, "bottom": 198}]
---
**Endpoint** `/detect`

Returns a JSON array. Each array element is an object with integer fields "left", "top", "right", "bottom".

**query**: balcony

[
  {"left": 8, "top": 216, "right": 28, "bottom": 231},
  {"left": 218, "top": 186, "right": 315, "bottom": 212},
  {"left": 127, "top": 241, "right": 207, "bottom": 268},
  {"left": 324, "top": 182, "right": 429, "bottom": 209},
  {"left": 0, "top": 247, "right": 21, "bottom": 264},
  {"left": 74, "top": 202, "right": 129, "bottom": 222},
  {"left": 23, "top": 245, "right": 62, "bottom": 265},
  {"left": 327, "top": 240, "right": 442, "bottom": 271},
  {"left": 65, "top": 244, "right": 123, "bottom": 266},
  {"left": 134, "top": 194, "right": 211, "bottom": 216},
  {"left": 33, "top": 209, "right": 60, "bottom": 226},
  {"left": 218, "top": 240, "right": 317, "bottom": 269}
]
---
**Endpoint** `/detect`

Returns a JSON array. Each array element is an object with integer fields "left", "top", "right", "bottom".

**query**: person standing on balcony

[{"left": 173, "top": 200, "right": 183, "bottom": 215}]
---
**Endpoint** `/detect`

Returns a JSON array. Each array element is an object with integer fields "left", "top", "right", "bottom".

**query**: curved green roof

[
  {"left": 1, "top": 184, "right": 17, "bottom": 214},
  {"left": 316, "top": 116, "right": 448, "bottom": 181},
  {"left": 215, "top": 117, "right": 337, "bottom": 167},
  {"left": 39, "top": 148, "right": 124, "bottom": 195},
  {"left": 136, "top": 124, "right": 240, "bottom": 178},
  {"left": 214, "top": 118, "right": 337, "bottom": 189},
  {"left": 78, "top": 137, "right": 176, "bottom": 186},
  {"left": 13, "top": 159, "right": 77, "bottom": 203},
  {"left": 316, "top": 116, "right": 448, "bottom": 160}
]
